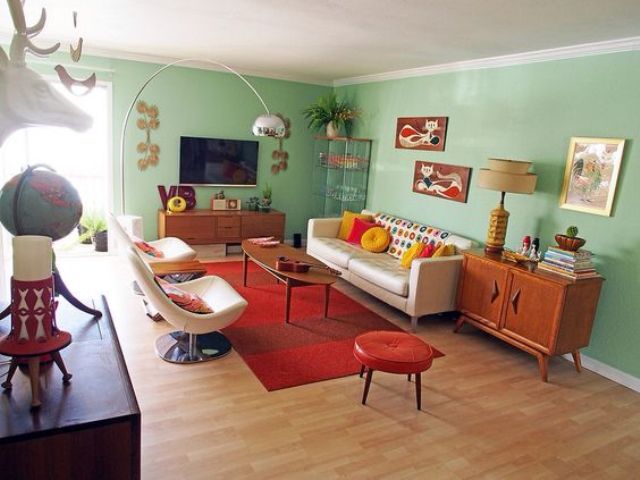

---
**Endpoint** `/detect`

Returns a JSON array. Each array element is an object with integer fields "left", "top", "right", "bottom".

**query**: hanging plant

[{"left": 136, "top": 100, "right": 160, "bottom": 170}]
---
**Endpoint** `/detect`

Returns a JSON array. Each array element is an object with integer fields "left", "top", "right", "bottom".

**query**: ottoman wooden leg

[
  {"left": 415, "top": 372, "right": 422, "bottom": 410},
  {"left": 407, "top": 373, "right": 411, "bottom": 382},
  {"left": 359, "top": 364, "right": 365, "bottom": 378},
  {"left": 362, "top": 369, "right": 374, "bottom": 405}
]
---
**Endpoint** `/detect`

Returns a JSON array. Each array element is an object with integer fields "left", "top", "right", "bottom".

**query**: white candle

[{"left": 13, "top": 235, "right": 53, "bottom": 281}]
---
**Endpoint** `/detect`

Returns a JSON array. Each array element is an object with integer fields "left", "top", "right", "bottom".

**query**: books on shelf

[{"left": 538, "top": 247, "right": 598, "bottom": 280}]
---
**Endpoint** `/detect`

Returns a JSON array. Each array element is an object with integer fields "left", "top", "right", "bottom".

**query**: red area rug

[{"left": 205, "top": 261, "right": 404, "bottom": 391}]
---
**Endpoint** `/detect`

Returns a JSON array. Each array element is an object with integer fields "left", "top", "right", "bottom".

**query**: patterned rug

[{"left": 205, "top": 261, "right": 404, "bottom": 391}]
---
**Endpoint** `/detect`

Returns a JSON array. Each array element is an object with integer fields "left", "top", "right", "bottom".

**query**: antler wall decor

[{"left": 0, "top": 0, "right": 96, "bottom": 146}]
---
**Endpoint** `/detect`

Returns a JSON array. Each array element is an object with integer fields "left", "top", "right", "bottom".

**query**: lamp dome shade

[
  {"left": 477, "top": 158, "right": 537, "bottom": 194},
  {"left": 252, "top": 113, "right": 286, "bottom": 137}
]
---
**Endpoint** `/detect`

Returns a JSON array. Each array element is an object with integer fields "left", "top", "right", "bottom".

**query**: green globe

[{"left": 0, "top": 168, "right": 83, "bottom": 240}]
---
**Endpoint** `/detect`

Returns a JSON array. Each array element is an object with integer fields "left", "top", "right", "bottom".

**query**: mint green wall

[
  {"left": 337, "top": 51, "right": 640, "bottom": 378},
  {"left": 23, "top": 54, "right": 330, "bottom": 239},
  {"left": 111, "top": 61, "right": 330, "bottom": 240}
]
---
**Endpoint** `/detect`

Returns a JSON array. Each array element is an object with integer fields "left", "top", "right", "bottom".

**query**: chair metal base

[{"left": 155, "top": 331, "right": 232, "bottom": 364}]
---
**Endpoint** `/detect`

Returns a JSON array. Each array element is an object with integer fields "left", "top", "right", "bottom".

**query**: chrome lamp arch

[{"left": 118, "top": 58, "right": 286, "bottom": 214}]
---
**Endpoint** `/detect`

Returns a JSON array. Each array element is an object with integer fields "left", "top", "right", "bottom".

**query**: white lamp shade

[
  {"left": 252, "top": 113, "right": 285, "bottom": 137},
  {"left": 477, "top": 158, "right": 537, "bottom": 194}
]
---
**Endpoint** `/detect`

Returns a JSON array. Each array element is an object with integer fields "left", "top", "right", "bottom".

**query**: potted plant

[
  {"left": 247, "top": 196, "right": 260, "bottom": 211},
  {"left": 259, "top": 184, "right": 272, "bottom": 212},
  {"left": 555, "top": 225, "right": 586, "bottom": 251},
  {"left": 302, "top": 93, "right": 360, "bottom": 138},
  {"left": 78, "top": 213, "right": 108, "bottom": 252}
]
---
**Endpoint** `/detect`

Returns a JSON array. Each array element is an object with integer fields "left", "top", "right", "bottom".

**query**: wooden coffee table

[{"left": 242, "top": 240, "right": 339, "bottom": 323}]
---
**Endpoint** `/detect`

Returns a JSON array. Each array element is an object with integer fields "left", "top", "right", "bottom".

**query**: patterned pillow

[
  {"left": 373, "top": 212, "right": 451, "bottom": 259},
  {"left": 155, "top": 276, "right": 213, "bottom": 314},
  {"left": 134, "top": 239, "right": 165, "bottom": 258}
]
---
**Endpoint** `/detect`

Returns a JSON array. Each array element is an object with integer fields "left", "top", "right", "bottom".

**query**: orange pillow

[
  {"left": 346, "top": 217, "right": 376, "bottom": 244},
  {"left": 432, "top": 244, "right": 456, "bottom": 258},
  {"left": 338, "top": 211, "right": 373, "bottom": 240},
  {"left": 400, "top": 242, "right": 425, "bottom": 268}
]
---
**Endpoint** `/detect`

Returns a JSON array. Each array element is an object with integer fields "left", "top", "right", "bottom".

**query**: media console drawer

[{"left": 158, "top": 209, "right": 285, "bottom": 245}]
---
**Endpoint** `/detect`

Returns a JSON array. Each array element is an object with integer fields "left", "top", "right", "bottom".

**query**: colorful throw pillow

[
  {"left": 338, "top": 211, "right": 373, "bottom": 240},
  {"left": 373, "top": 212, "right": 452, "bottom": 260},
  {"left": 361, "top": 227, "right": 391, "bottom": 253},
  {"left": 134, "top": 240, "right": 165, "bottom": 258},
  {"left": 346, "top": 217, "right": 376, "bottom": 245},
  {"left": 400, "top": 242, "right": 425, "bottom": 268},
  {"left": 419, "top": 243, "right": 436, "bottom": 258},
  {"left": 155, "top": 276, "right": 213, "bottom": 314},
  {"left": 432, "top": 244, "right": 456, "bottom": 258}
]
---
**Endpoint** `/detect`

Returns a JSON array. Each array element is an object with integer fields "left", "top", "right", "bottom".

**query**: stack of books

[{"left": 537, "top": 247, "right": 598, "bottom": 279}]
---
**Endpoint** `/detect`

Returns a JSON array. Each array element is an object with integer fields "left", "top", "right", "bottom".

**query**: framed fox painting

[{"left": 412, "top": 161, "right": 471, "bottom": 203}]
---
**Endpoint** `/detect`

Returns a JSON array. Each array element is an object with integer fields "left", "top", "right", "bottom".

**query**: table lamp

[{"left": 477, "top": 159, "right": 537, "bottom": 253}]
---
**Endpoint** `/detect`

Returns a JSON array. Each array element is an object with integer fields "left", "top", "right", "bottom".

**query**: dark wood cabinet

[
  {"left": 456, "top": 250, "right": 604, "bottom": 381},
  {"left": 158, "top": 209, "right": 285, "bottom": 245},
  {"left": 0, "top": 296, "right": 140, "bottom": 479}
]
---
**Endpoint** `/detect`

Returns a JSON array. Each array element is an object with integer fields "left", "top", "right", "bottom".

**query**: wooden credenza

[
  {"left": 455, "top": 250, "right": 603, "bottom": 382},
  {"left": 158, "top": 209, "right": 285, "bottom": 245},
  {"left": 0, "top": 296, "right": 140, "bottom": 479}
]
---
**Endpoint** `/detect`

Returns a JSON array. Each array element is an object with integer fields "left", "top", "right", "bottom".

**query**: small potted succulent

[
  {"left": 78, "top": 213, "right": 108, "bottom": 252},
  {"left": 555, "top": 225, "right": 586, "bottom": 251},
  {"left": 259, "top": 184, "right": 272, "bottom": 212}
]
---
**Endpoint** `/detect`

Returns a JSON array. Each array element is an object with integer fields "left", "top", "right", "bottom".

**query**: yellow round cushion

[
  {"left": 361, "top": 227, "right": 390, "bottom": 253},
  {"left": 167, "top": 195, "right": 187, "bottom": 213}
]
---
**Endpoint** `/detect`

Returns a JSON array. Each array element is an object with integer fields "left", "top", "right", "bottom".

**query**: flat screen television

[{"left": 179, "top": 136, "right": 259, "bottom": 186}]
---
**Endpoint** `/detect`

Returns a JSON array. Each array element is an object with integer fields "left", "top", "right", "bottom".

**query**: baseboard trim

[{"left": 563, "top": 353, "right": 640, "bottom": 393}]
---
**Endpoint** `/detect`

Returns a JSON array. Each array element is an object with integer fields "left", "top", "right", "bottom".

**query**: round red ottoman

[{"left": 354, "top": 331, "right": 437, "bottom": 410}]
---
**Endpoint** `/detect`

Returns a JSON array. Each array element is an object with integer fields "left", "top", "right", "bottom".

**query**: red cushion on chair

[
  {"left": 155, "top": 276, "right": 213, "bottom": 314},
  {"left": 134, "top": 239, "right": 165, "bottom": 258},
  {"left": 346, "top": 218, "right": 377, "bottom": 245},
  {"left": 353, "top": 331, "right": 443, "bottom": 374}
]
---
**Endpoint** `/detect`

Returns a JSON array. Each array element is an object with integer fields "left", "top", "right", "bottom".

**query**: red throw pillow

[
  {"left": 155, "top": 276, "right": 213, "bottom": 314},
  {"left": 419, "top": 243, "right": 436, "bottom": 258},
  {"left": 134, "top": 239, "right": 165, "bottom": 258},
  {"left": 346, "top": 217, "right": 377, "bottom": 245}
]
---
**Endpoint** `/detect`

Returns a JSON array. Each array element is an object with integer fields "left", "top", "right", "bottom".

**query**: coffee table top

[{"left": 242, "top": 240, "right": 338, "bottom": 285}]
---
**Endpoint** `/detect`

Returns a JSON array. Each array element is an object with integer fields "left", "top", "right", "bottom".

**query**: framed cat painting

[
  {"left": 412, "top": 161, "right": 472, "bottom": 203},
  {"left": 396, "top": 116, "right": 448, "bottom": 151}
]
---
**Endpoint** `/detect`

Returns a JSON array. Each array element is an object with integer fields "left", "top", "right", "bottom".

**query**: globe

[{"left": 0, "top": 167, "right": 83, "bottom": 241}]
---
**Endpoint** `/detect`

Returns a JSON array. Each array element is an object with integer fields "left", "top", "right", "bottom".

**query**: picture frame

[
  {"left": 559, "top": 137, "right": 625, "bottom": 216},
  {"left": 395, "top": 116, "right": 448, "bottom": 152},
  {"left": 412, "top": 161, "right": 471, "bottom": 203}
]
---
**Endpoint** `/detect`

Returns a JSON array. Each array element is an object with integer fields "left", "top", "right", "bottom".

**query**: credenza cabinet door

[
  {"left": 458, "top": 256, "right": 509, "bottom": 329},
  {"left": 501, "top": 270, "right": 563, "bottom": 352}
]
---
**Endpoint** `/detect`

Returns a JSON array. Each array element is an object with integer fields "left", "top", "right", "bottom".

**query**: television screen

[{"left": 179, "top": 136, "right": 259, "bottom": 186}]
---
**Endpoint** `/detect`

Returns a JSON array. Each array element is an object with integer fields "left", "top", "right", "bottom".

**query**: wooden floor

[{"left": 57, "top": 254, "right": 640, "bottom": 479}]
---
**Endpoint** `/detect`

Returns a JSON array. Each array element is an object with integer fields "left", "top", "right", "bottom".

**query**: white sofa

[{"left": 307, "top": 212, "right": 475, "bottom": 330}]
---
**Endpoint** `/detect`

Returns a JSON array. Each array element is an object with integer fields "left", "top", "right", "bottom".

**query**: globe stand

[{"left": 0, "top": 164, "right": 103, "bottom": 321}]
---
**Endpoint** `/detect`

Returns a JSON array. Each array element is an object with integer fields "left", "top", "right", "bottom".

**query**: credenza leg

[
  {"left": 571, "top": 350, "right": 582, "bottom": 373},
  {"left": 537, "top": 354, "right": 549, "bottom": 382},
  {"left": 453, "top": 315, "right": 465, "bottom": 333}
]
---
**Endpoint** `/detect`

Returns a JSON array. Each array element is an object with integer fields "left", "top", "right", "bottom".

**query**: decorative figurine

[
  {"left": 521, "top": 235, "right": 531, "bottom": 256},
  {"left": 529, "top": 237, "right": 541, "bottom": 262},
  {"left": 215, "top": 190, "right": 225, "bottom": 200}
]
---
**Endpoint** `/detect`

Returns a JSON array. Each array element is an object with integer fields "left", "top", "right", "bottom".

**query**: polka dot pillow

[{"left": 373, "top": 212, "right": 451, "bottom": 259}]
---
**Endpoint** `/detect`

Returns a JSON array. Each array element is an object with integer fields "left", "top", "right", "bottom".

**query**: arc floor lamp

[{"left": 118, "top": 58, "right": 286, "bottom": 214}]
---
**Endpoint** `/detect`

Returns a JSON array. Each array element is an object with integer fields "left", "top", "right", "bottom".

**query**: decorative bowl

[{"left": 554, "top": 234, "right": 586, "bottom": 252}]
